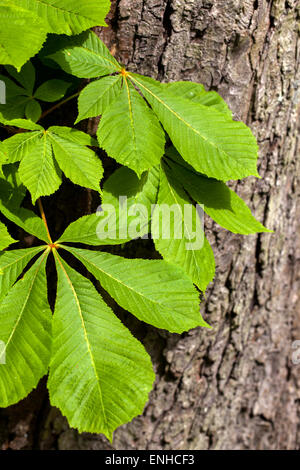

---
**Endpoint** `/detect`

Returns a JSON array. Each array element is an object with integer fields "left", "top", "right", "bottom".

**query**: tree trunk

[{"left": 1, "top": 0, "right": 299, "bottom": 450}]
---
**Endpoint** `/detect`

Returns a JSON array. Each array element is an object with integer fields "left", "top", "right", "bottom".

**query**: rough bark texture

[{"left": 1, "top": 0, "right": 299, "bottom": 450}]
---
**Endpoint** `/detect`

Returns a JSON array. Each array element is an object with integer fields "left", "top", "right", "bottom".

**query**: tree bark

[{"left": 1, "top": 0, "right": 299, "bottom": 450}]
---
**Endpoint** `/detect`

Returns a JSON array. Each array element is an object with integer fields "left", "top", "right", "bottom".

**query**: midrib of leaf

[
  {"left": 124, "top": 78, "right": 138, "bottom": 157},
  {"left": 0, "top": 248, "right": 48, "bottom": 361},
  {"left": 129, "top": 74, "right": 222, "bottom": 154},
  {"left": 67, "top": 248, "right": 192, "bottom": 321},
  {"left": 53, "top": 250, "right": 109, "bottom": 434},
  {"left": 162, "top": 170, "right": 202, "bottom": 276},
  {"left": 35, "top": 134, "right": 48, "bottom": 198},
  {"left": 31, "top": 132, "right": 53, "bottom": 200}
]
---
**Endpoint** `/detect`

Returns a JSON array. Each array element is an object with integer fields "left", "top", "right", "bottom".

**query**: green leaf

[
  {"left": 19, "top": 132, "right": 62, "bottom": 203},
  {"left": 0, "top": 171, "right": 49, "bottom": 242},
  {"left": 130, "top": 74, "right": 259, "bottom": 181},
  {"left": 57, "top": 166, "right": 160, "bottom": 245},
  {"left": 166, "top": 149, "right": 271, "bottom": 234},
  {"left": 0, "top": 246, "right": 45, "bottom": 302},
  {"left": 49, "top": 131, "right": 103, "bottom": 192},
  {"left": 152, "top": 163, "right": 215, "bottom": 292},
  {"left": 5, "top": 61, "right": 36, "bottom": 95},
  {"left": 1, "top": 64, "right": 69, "bottom": 122},
  {"left": 34, "top": 79, "right": 71, "bottom": 102},
  {"left": 0, "top": 96, "right": 31, "bottom": 121},
  {"left": 97, "top": 80, "right": 165, "bottom": 177},
  {"left": 4, "top": 126, "right": 102, "bottom": 201},
  {"left": 162, "top": 81, "right": 232, "bottom": 118},
  {"left": 0, "top": 203, "right": 49, "bottom": 242},
  {"left": 56, "top": 214, "right": 117, "bottom": 246},
  {"left": 0, "top": 164, "right": 26, "bottom": 205},
  {"left": 3, "top": 131, "right": 43, "bottom": 164},
  {"left": 76, "top": 75, "right": 122, "bottom": 123},
  {"left": 25, "top": 100, "right": 42, "bottom": 122},
  {"left": 0, "top": 69, "right": 31, "bottom": 120},
  {"left": 47, "top": 126, "right": 98, "bottom": 147},
  {"left": 0, "top": 72, "right": 31, "bottom": 120},
  {"left": 48, "top": 253, "right": 154, "bottom": 439},
  {"left": 13, "top": 0, "right": 111, "bottom": 35},
  {"left": 0, "top": 64, "right": 45, "bottom": 121},
  {"left": 48, "top": 30, "right": 121, "bottom": 78},
  {"left": 103, "top": 165, "right": 159, "bottom": 209},
  {"left": 0, "top": 117, "right": 43, "bottom": 131},
  {"left": 0, "top": 3, "right": 47, "bottom": 70},
  {"left": 65, "top": 247, "right": 208, "bottom": 333},
  {"left": 0, "top": 221, "right": 16, "bottom": 251},
  {"left": 0, "top": 251, "right": 52, "bottom": 407},
  {"left": 101, "top": 165, "right": 159, "bottom": 239},
  {"left": 0, "top": 73, "right": 25, "bottom": 98}
]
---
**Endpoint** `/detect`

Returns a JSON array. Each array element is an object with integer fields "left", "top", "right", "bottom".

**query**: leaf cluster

[{"left": 0, "top": 0, "right": 272, "bottom": 440}]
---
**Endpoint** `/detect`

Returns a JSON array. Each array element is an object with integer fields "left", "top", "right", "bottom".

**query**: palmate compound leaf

[
  {"left": 0, "top": 2, "right": 47, "bottom": 70},
  {"left": 0, "top": 170, "right": 211, "bottom": 437},
  {"left": 0, "top": 250, "right": 52, "bottom": 407},
  {"left": 13, "top": 0, "right": 111, "bottom": 35},
  {"left": 63, "top": 247, "right": 209, "bottom": 333},
  {"left": 49, "top": 34, "right": 167, "bottom": 174},
  {"left": 130, "top": 73, "right": 259, "bottom": 182},
  {"left": 3, "top": 126, "right": 103, "bottom": 203},
  {"left": 0, "top": 62, "right": 36, "bottom": 120},
  {"left": 48, "top": 31, "right": 260, "bottom": 181},
  {"left": 97, "top": 79, "right": 166, "bottom": 177},
  {"left": 0, "top": 220, "right": 156, "bottom": 437},
  {"left": 152, "top": 162, "right": 215, "bottom": 292},
  {"left": 57, "top": 165, "right": 160, "bottom": 245},
  {"left": 0, "top": 221, "right": 16, "bottom": 251},
  {"left": 0, "top": 62, "right": 71, "bottom": 121},
  {"left": 165, "top": 149, "right": 272, "bottom": 235},
  {"left": 48, "top": 252, "right": 155, "bottom": 440}
]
